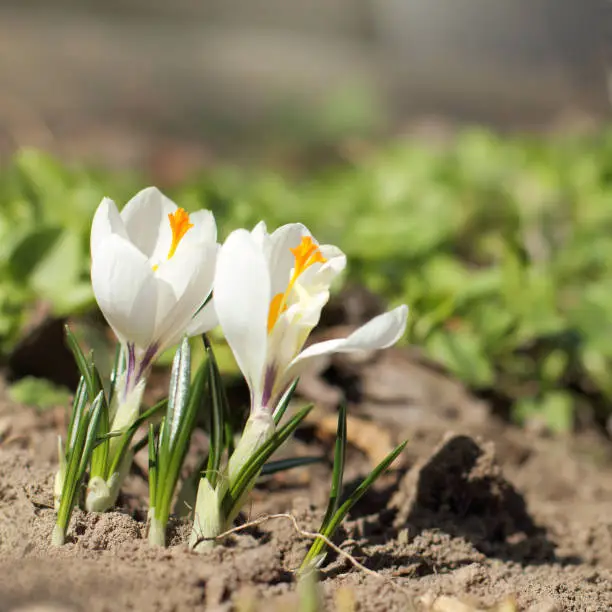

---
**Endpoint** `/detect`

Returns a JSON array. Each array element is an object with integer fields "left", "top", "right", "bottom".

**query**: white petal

[
  {"left": 318, "top": 245, "right": 347, "bottom": 280},
  {"left": 121, "top": 187, "right": 177, "bottom": 258},
  {"left": 297, "top": 248, "right": 346, "bottom": 290},
  {"left": 179, "top": 209, "right": 217, "bottom": 251},
  {"left": 154, "top": 243, "right": 218, "bottom": 349},
  {"left": 186, "top": 299, "right": 218, "bottom": 335},
  {"left": 91, "top": 234, "right": 158, "bottom": 348},
  {"left": 90, "top": 197, "right": 128, "bottom": 256},
  {"left": 283, "top": 305, "right": 409, "bottom": 383},
  {"left": 214, "top": 229, "right": 270, "bottom": 400},
  {"left": 250, "top": 220, "right": 269, "bottom": 247},
  {"left": 267, "top": 223, "right": 309, "bottom": 296}
]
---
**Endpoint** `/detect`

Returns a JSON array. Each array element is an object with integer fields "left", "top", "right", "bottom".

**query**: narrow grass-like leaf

[
  {"left": 169, "top": 338, "right": 192, "bottom": 446},
  {"left": 93, "top": 430, "right": 123, "bottom": 446},
  {"left": 205, "top": 336, "right": 226, "bottom": 488},
  {"left": 55, "top": 391, "right": 106, "bottom": 542},
  {"left": 56, "top": 404, "right": 90, "bottom": 535},
  {"left": 64, "top": 326, "right": 97, "bottom": 400},
  {"left": 260, "top": 456, "right": 323, "bottom": 476},
  {"left": 156, "top": 359, "right": 208, "bottom": 526},
  {"left": 90, "top": 362, "right": 104, "bottom": 399},
  {"left": 148, "top": 423, "right": 157, "bottom": 512},
  {"left": 107, "top": 398, "right": 168, "bottom": 476},
  {"left": 108, "top": 343, "right": 124, "bottom": 407},
  {"left": 155, "top": 418, "right": 168, "bottom": 490},
  {"left": 224, "top": 419, "right": 235, "bottom": 458},
  {"left": 273, "top": 379, "right": 299, "bottom": 426},
  {"left": 66, "top": 378, "right": 87, "bottom": 456},
  {"left": 77, "top": 391, "right": 105, "bottom": 478},
  {"left": 223, "top": 404, "right": 313, "bottom": 517},
  {"left": 90, "top": 391, "right": 110, "bottom": 480},
  {"left": 319, "top": 404, "right": 347, "bottom": 530},
  {"left": 160, "top": 340, "right": 183, "bottom": 465},
  {"left": 300, "top": 440, "right": 407, "bottom": 572},
  {"left": 131, "top": 422, "right": 160, "bottom": 455}
]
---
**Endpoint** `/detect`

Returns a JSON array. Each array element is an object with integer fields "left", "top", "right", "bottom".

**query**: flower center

[
  {"left": 267, "top": 235, "right": 326, "bottom": 333},
  {"left": 153, "top": 208, "right": 193, "bottom": 271}
]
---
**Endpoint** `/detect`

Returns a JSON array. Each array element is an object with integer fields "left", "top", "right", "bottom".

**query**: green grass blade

[
  {"left": 169, "top": 338, "right": 192, "bottom": 447},
  {"left": 108, "top": 343, "right": 124, "bottom": 407},
  {"left": 148, "top": 423, "right": 158, "bottom": 511},
  {"left": 155, "top": 358, "right": 207, "bottom": 525},
  {"left": 223, "top": 404, "right": 313, "bottom": 518},
  {"left": 155, "top": 418, "right": 168, "bottom": 492},
  {"left": 90, "top": 362, "right": 104, "bottom": 398},
  {"left": 64, "top": 326, "right": 97, "bottom": 400},
  {"left": 107, "top": 398, "right": 168, "bottom": 477},
  {"left": 159, "top": 350, "right": 179, "bottom": 462},
  {"left": 224, "top": 419, "right": 235, "bottom": 458},
  {"left": 300, "top": 440, "right": 407, "bottom": 572},
  {"left": 89, "top": 388, "right": 110, "bottom": 480},
  {"left": 55, "top": 391, "right": 106, "bottom": 542},
  {"left": 55, "top": 404, "right": 90, "bottom": 538},
  {"left": 66, "top": 377, "right": 87, "bottom": 455},
  {"left": 319, "top": 404, "right": 347, "bottom": 531},
  {"left": 204, "top": 336, "right": 226, "bottom": 488},
  {"left": 273, "top": 379, "right": 299, "bottom": 426},
  {"left": 260, "top": 456, "right": 323, "bottom": 476},
  {"left": 131, "top": 422, "right": 160, "bottom": 455},
  {"left": 77, "top": 391, "right": 106, "bottom": 478}
]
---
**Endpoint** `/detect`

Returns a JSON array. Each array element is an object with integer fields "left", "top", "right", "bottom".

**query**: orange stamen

[
  {"left": 167, "top": 208, "right": 193, "bottom": 261},
  {"left": 267, "top": 293, "right": 287, "bottom": 333},
  {"left": 267, "top": 235, "right": 326, "bottom": 333},
  {"left": 290, "top": 236, "right": 326, "bottom": 277}
]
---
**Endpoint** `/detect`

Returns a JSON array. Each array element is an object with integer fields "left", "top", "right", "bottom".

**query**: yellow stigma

[
  {"left": 153, "top": 208, "right": 193, "bottom": 271},
  {"left": 167, "top": 208, "right": 193, "bottom": 260},
  {"left": 267, "top": 235, "right": 326, "bottom": 333}
]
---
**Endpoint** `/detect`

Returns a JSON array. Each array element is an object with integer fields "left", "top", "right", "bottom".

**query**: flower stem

[
  {"left": 148, "top": 510, "right": 166, "bottom": 547},
  {"left": 51, "top": 524, "right": 65, "bottom": 547},
  {"left": 190, "top": 477, "right": 223, "bottom": 553},
  {"left": 85, "top": 451, "right": 131, "bottom": 512}
]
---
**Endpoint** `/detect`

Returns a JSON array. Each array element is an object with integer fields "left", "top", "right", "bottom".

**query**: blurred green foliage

[{"left": 3, "top": 129, "right": 612, "bottom": 431}]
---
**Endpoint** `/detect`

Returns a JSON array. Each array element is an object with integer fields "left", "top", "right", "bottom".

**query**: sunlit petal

[
  {"left": 214, "top": 229, "right": 270, "bottom": 399},
  {"left": 267, "top": 223, "right": 309, "bottom": 295},
  {"left": 283, "top": 305, "right": 409, "bottom": 384},
  {"left": 91, "top": 234, "right": 158, "bottom": 348},
  {"left": 90, "top": 197, "right": 128, "bottom": 256},
  {"left": 180, "top": 209, "right": 217, "bottom": 250},
  {"left": 154, "top": 243, "right": 218, "bottom": 349},
  {"left": 250, "top": 220, "right": 268, "bottom": 248},
  {"left": 186, "top": 299, "right": 218, "bottom": 336},
  {"left": 121, "top": 187, "right": 177, "bottom": 258}
]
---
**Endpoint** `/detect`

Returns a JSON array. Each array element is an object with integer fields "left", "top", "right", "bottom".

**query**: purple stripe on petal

[
  {"left": 261, "top": 364, "right": 277, "bottom": 410},
  {"left": 124, "top": 343, "right": 136, "bottom": 397},
  {"left": 136, "top": 342, "right": 159, "bottom": 381}
]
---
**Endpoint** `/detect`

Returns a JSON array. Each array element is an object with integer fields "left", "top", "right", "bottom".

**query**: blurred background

[
  {"left": 2, "top": 0, "right": 612, "bottom": 437},
  {"left": 0, "top": 0, "right": 609, "bottom": 168}
]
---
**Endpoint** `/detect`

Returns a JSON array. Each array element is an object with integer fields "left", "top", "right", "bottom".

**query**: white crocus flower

[
  {"left": 214, "top": 222, "right": 408, "bottom": 480},
  {"left": 86, "top": 186, "right": 218, "bottom": 512},
  {"left": 91, "top": 186, "right": 218, "bottom": 392}
]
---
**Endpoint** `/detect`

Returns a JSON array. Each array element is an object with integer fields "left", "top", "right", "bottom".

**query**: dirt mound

[{"left": 390, "top": 434, "right": 554, "bottom": 563}]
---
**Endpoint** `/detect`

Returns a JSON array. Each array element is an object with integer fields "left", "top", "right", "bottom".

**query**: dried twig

[{"left": 193, "top": 512, "right": 415, "bottom": 606}]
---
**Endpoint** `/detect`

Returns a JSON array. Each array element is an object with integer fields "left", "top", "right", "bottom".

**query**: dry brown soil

[{"left": 1, "top": 329, "right": 612, "bottom": 611}]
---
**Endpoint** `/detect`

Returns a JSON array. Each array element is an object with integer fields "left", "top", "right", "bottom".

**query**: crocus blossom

[
  {"left": 214, "top": 222, "right": 408, "bottom": 417},
  {"left": 86, "top": 187, "right": 219, "bottom": 513},
  {"left": 193, "top": 221, "right": 407, "bottom": 551},
  {"left": 90, "top": 186, "right": 219, "bottom": 392}
]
